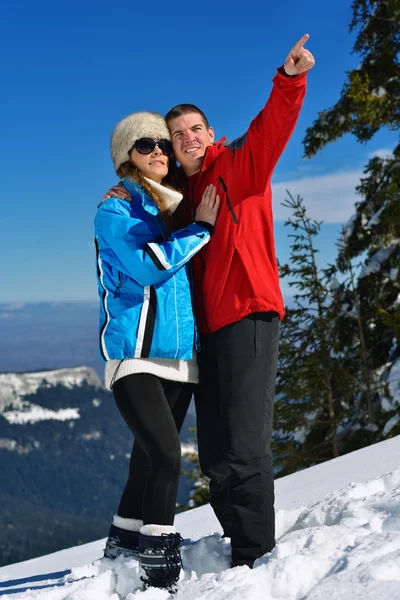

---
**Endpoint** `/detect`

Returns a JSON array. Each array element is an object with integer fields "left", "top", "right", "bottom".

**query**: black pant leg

[
  {"left": 215, "top": 313, "right": 279, "bottom": 567},
  {"left": 117, "top": 380, "right": 193, "bottom": 521},
  {"left": 118, "top": 438, "right": 148, "bottom": 520},
  {"left": 113, "top": 374, "right": 192, "bottom": 525},
  {"left": 195, "top": 335, "right": 233, "bottom": 536},
  {"left": 171, "top": 383, "right": 195, "bottom": 434}
]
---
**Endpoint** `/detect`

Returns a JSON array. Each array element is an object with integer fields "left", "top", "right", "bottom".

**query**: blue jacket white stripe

[{"left": 94, "top": 178, "right": 210, "bottom": 362}]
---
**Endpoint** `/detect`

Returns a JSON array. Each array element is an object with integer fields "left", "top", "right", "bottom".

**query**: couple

[{"left": 94, "top": 34, "right": 315, "bottom": 592}]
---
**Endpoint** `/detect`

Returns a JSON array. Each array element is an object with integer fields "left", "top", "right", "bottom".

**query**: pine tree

[
  {"left": 334, "top": 236, "right": 375, "bottom": 423},
  {"left": 303, "top": 0, "right": 400, "bottom": 155},
  {"left": 273, "top": 192, "right": 353, "bottom": 476},
  {"left": 303, "top": 0, "right": 400, "bottom": 433},
  {"left": 323, "top": 235, "right": 383, "bottom": 451}
]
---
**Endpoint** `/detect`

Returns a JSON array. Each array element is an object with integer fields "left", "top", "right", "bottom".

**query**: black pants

[
  {"left": 112, "top": 373, "right": 193, "bottom": 525},
  {"left": 195, "top": 313, "right": 279, "bottom": 567}
]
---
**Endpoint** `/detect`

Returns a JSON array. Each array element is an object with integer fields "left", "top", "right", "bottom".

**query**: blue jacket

[{"left": 94, "top": 178, "right": 210, "bottom": 361}]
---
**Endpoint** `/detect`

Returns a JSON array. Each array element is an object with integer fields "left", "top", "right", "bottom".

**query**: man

[
  {"left": 164, "top": 34, "right": 314, "bottom": 568},
  {"left": 105, "top": 34, "right": 315, "bottom": 568}
]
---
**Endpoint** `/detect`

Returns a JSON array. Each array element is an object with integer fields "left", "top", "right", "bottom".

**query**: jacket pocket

[
  {"left": 113, "top": 270, "right": 123, "bottom": 297},
  {"left": 203, "top": 243, "right": 234, "bottom": 316},
  {"left": 233, "top": 235, "right": 265, "bottom": 296}
]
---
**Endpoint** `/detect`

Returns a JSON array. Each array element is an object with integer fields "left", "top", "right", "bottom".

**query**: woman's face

[{"left": 129, "top": 142, "right": 169, "bottom": 183}]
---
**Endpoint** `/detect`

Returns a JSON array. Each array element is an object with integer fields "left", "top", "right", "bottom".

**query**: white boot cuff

[
  {"left": 140, "top": 524, "right": 176, "bottom": 536},
  {"left": 113, "top": 514, "right": 143, "bottom": 532}
]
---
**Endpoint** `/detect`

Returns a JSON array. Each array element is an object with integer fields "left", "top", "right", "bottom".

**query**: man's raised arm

[{"left": 229, "top": 34, "right": 315, "bottom": 194}]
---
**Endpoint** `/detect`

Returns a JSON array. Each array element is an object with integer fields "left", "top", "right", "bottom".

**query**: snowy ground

[{"left": 1, "top": 436, "right": 400, "bottom": 599}]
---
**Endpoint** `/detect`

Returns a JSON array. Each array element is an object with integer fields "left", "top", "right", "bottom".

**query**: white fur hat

[{"left": 110, "top": 111, "right": 171, "bottom": 172}]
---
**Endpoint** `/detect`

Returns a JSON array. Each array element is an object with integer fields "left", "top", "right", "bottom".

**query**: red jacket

[{"left": 187, "top": 69, "right": 307, "bottom": 334}]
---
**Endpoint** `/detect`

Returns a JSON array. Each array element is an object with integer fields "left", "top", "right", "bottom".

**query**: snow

[
  {"left": 81, "top": 431, "right": 102, "bottom": 441},
  {"left": 292, "top": 427, "right": 307, "bottom": 444},
  {"left": 1, "top": 436, "right": 400, "bottom": 599},
  {"left": 390, "top": 268, "right": 399, "bottom": 281},
  {"left": 388, "top": 360, "right": 400, "bottom": 404},
  {"left": 359, "top": 244, "right": 397, "bottom": 279},
  {"left": 0, "top": 367, "right": 103, "bottom": 415},
  {"left": 383, "top": 414, "right": 400, "bottom": 436},
  {"left": 0, "top": 439, "right": 31, "bottom": 454},
  {"left": 0, "top": 367, "right": 102, "bottom": 409},
  {"left": 181, "top": 443, "right": 197, "bottom": 455},
  {"left": 371, "top": 87, "right": 386, "bottom": 98},
  {"left": 341, "top": 213, "right": 357, "bottom": 241},
  {"left": 3, "top": 405, "right": 80, "bottom": 425},
  {"left": 367, "top": 202, "right": 387, "bottom": 228}
]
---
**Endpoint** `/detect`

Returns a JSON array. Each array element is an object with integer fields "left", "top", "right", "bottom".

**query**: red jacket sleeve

[{"left": 228, "top": 68, "right": 307, "bottom": 198}]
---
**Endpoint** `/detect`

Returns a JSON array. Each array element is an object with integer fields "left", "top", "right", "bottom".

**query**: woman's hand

[{"left": 195, "top": 185, "right": 220, "bottom": 226}]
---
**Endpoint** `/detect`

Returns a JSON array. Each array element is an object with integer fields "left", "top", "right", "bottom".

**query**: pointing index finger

[{"left": 292, "top": 33, "right": 310, "bottom": 53}]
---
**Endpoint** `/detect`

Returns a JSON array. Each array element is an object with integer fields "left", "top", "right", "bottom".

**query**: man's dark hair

[{"left": 165, "top": 104, "right": 210, "bottom": 129}]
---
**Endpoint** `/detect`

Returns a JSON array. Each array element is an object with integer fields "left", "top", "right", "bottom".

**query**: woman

[{"left": 94, "top": 111, "right": 219, "bottom": 592}]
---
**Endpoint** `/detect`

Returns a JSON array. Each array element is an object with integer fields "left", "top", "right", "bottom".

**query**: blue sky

[{"left": 0, "top": 0, "right": 397, "bottom": 303}]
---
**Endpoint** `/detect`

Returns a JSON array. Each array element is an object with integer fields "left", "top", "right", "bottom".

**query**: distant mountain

[
  {"left": 0, "top": 366, "right": 196, "bottom": 567},
  {"left": 0, "top": 302, "right": 103, "bottom": 379},
  {"left": 0, "top": 301, "right": 298, "bottom": 381},
  {"left": 0, "top": 302, "right": 199, "bottom": 416}
]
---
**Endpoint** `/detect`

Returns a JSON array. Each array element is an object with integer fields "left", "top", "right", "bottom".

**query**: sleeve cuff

[
  {"left": 195, "top": 220, "right": 214, "bottom": 235},
  {"left": 277, "top": 65, "right": 309, "bottom": 79}
]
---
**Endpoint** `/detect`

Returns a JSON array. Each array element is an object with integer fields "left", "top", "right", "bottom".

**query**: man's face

[{"left": 167, "top": 112, "right": 214, "bottom": 176}]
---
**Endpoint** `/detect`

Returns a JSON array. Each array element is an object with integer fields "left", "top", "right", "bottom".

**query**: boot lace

[
  {"left": 163, "top": 533, "right": 184, "bottom": 584},
  {"left": 141, "top": 533, "right": 183, "bottom": 593}
]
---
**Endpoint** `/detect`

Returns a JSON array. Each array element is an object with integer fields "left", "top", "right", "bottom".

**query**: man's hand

[
  {"left": 284, "top": 34, "right": 315, "bottom": 76},
  {"left": 103, "top": 183, "right": 130, "bottom": 201}
]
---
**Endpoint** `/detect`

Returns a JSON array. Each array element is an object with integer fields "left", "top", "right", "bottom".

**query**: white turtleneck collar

[{"left": 143, "top": 177, "right": 183, "bottom": 215}]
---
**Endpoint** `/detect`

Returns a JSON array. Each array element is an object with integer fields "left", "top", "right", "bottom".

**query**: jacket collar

[
  {"left": 186, "top": 138, "right": 227, "bottom": 185},
  {"left": 122, "top": 177, "right": 159, "bottom": 216},
  {"left": 200, "top": 137, "right": 227, "bottom": 172}
]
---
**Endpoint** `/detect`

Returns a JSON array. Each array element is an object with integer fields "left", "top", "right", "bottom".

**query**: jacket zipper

[
  {"left": 218, "top": 176, "right": 238, "bottom": 224},
  {"left": 188, "top": 174, "right": 212, "bottom": 333}
]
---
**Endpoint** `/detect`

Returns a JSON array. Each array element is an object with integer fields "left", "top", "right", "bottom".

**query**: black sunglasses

[{"left": 132, "top": 138, "right": 173, "bottom": 156}]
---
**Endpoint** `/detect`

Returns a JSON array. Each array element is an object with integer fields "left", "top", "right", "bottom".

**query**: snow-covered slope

[
  {"left": 0, "top": 367, "right": 102, "bottom": 414},
  {"left": 1, "top": 435, "right": 400, "bottom": 599}
]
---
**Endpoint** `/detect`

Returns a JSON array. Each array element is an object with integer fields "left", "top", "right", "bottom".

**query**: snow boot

[
  {"left": 103, "top": 516, "right": 142, "bottom": 560},
  {"left": 139, "top": 524, "right": 183, "bottom": 593}
]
